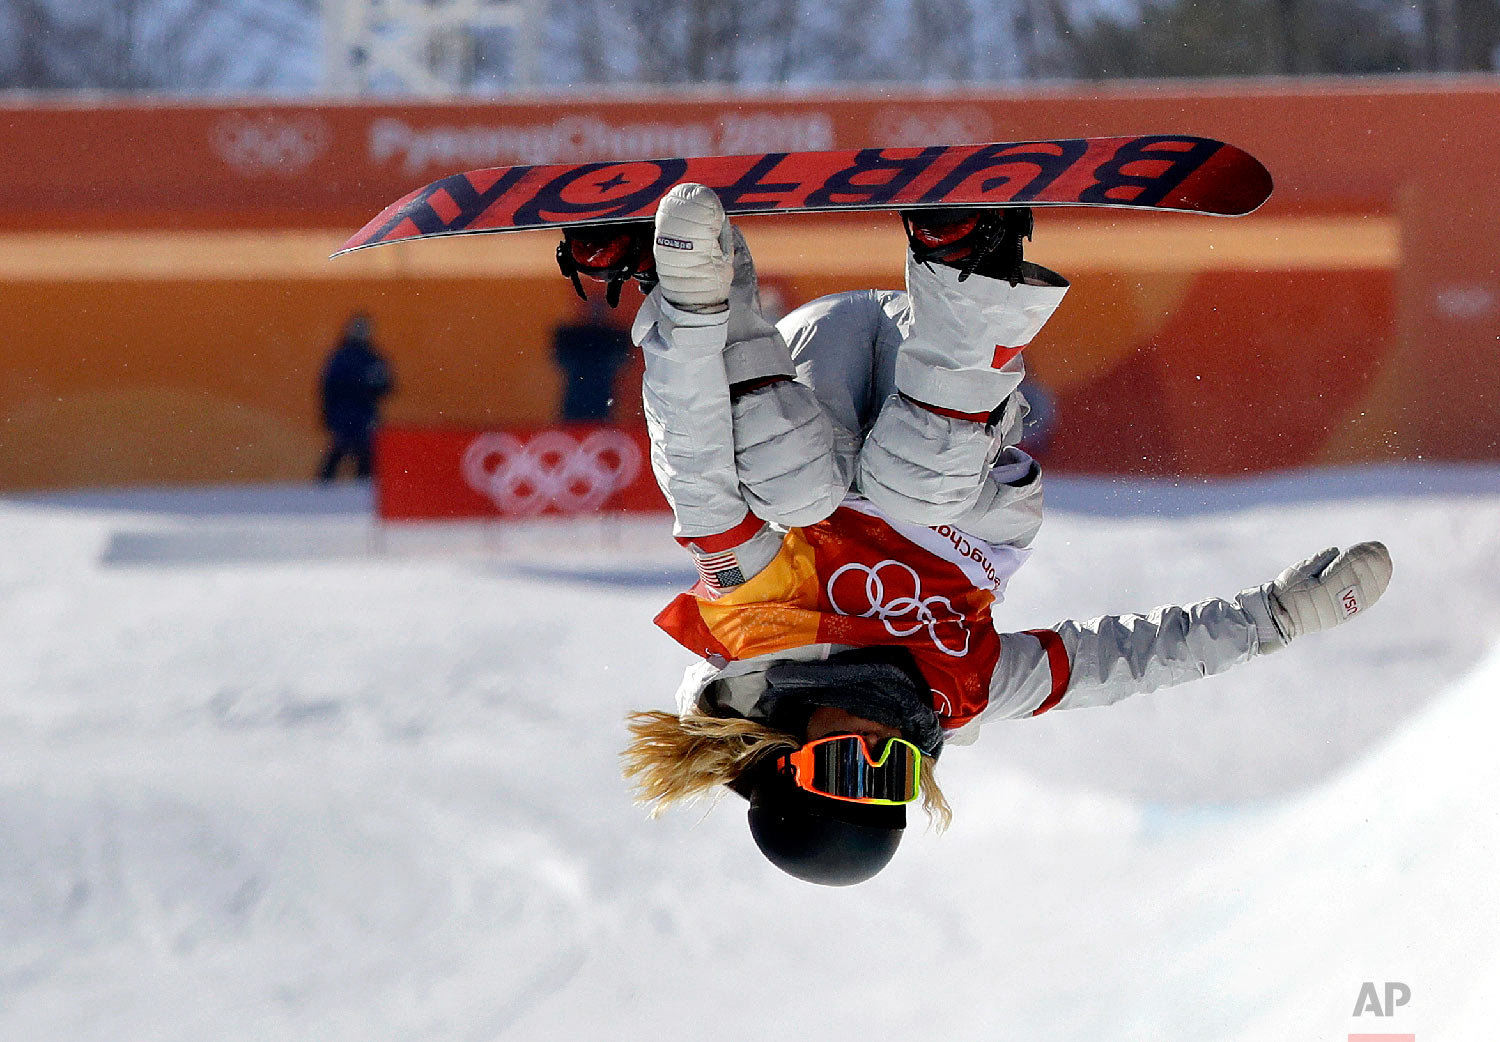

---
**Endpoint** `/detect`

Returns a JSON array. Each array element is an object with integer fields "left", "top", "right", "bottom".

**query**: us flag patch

[{"left": 694, "top": 550, "right": 745, "bottom": 592}]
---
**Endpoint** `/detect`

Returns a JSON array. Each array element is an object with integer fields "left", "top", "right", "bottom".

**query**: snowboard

[{"left": 337, "top": 134, "right": 1272, "bottom": 256}]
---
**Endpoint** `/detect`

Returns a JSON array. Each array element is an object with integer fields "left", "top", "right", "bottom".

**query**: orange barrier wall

[
  {"left": 1, "top": 82, "right": 1496, "bottom": 490},
  {"left": 1036, "top": 268, "right": 1396, "bottom": 475}
]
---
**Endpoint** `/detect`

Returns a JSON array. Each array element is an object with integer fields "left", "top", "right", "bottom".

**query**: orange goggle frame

[{"left": 777, "top": 734, "right": 922, "bottom": 806}]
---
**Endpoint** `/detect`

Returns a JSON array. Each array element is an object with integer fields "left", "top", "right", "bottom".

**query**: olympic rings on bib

[
  {"left": 461, "top": 429, "right": 643, "bottom": 516},
  {"left": 826, "top": 559, "right": 972, "bottom": 657}
]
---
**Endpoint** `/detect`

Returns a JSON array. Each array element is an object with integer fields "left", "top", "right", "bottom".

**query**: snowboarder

[{"left": 614, "top": 184, "right": 1392, "bottom": 886}]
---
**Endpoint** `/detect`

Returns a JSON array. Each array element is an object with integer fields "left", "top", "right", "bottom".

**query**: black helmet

[{"left": 744, "top": 760, "right": 904, "bottom": 887}]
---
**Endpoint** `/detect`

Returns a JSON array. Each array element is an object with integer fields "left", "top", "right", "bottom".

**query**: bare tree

[
  {"left": 909, "top": 0, "right": 976, "bottom": 81},
  {"left": 1056, "top": 0, "right": 1436, "bottom": 79},
  {"left": 0, "top": 0, "right": 318, "bottom": 90},
  {"left": 1421, "top": 0, "right": 1461, "bottom": 70}
]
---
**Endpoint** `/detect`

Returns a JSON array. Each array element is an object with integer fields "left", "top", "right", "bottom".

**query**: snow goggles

[
  {"left": 776, "top": 734, "right": 922, "bottom": 806},
  {"left": 900, "top": 206, "right": 1033, "bottom": 284},
  {"left": 556, "top": 223, "right": 658, "bottom": 306}
]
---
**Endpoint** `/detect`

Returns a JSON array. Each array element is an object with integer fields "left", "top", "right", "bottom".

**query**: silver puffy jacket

[{"left": 635, "top": 229, "right": 1281, "bottom": 742}]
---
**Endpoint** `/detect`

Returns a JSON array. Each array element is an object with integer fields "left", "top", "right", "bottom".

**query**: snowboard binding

[
  {"left": 901, "top": 207, "right": 1034, "bottom": 285},
  {"left": 556, "top": 223, "right": 659, "bottom": 307}
]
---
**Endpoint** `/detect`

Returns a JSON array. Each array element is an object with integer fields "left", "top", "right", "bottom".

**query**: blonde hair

[{"left": 621, "top": 710, "right": 952, "bottom": 831}]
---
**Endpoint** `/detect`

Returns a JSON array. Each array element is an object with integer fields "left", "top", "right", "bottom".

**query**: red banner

[{"left": 376, "top": 425, "right": 667, "bottom": 521}]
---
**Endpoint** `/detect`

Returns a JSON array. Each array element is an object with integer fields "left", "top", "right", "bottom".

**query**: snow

[{"left": 2, "top": 464, "right": 1496, "bottom": 1040}]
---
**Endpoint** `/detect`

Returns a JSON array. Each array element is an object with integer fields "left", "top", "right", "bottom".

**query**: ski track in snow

[{"left": 1, "top": 465, "right": 1496, "bottom": 1041}]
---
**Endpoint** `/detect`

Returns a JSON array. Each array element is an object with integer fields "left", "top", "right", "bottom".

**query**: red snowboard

[{"left": 337, "top": 135, "right": 1272, "bottom": 255}]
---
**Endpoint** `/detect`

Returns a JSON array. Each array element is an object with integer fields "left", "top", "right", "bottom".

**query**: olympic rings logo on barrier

[
  {"left": 461, "top": 429, "right": 644, "bottom": 516},
  {"left": 826, "top": 559, "right": 971, "bottom": 657},
  {"left": 211, "top": 113, "right": 331, "bottom": 175}
]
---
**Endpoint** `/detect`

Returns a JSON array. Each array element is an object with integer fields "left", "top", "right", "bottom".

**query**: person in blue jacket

[{"left": 318, "top": 312, "right": 394, "bottom": 482}]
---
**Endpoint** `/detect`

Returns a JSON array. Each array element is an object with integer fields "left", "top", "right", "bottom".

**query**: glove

[
  {"left": 1239, "top": 541, "right": 1392, "bottom": 653},
  {"left": 653, "top": 183, "right": 734, "bottom": 313}
]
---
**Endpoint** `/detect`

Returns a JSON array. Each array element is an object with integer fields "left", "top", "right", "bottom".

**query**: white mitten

[
  {"left": 1238, "top": 541, "right": 1392, "bottom": 653},
  {"left": 653, "top": 183, "right": 734, "bottom": 313}
]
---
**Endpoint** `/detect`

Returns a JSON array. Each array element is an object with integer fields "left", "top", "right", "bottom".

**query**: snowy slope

[{"left": 1, "top": 466, "right": 1496, "bottom": 1041}]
